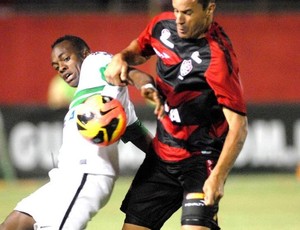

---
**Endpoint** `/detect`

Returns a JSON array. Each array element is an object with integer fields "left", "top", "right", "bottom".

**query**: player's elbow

[{"left": 237, "top": 116, "right": 248, "bottom": 149}]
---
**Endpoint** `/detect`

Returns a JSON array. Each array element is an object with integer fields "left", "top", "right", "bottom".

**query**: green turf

[{"left": 1, "top": 174, "right": 300, "bottom": 229}]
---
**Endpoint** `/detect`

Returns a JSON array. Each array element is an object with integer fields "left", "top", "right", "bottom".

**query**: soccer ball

[{"left": 76, "top": 94, "right": 127, "bottom": 146}]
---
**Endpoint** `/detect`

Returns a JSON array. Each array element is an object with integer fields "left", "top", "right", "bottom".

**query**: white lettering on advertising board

[{"left": 6, "top": 119, "right": 300, "bottom": 173}]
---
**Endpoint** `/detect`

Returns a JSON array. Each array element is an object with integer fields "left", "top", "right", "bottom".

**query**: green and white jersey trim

[
  {"left": 69, "top": 51, "right": 112, "bottom": 109},
  {"left": 69, "top": 85, "right": 105, "bottom": 109}
]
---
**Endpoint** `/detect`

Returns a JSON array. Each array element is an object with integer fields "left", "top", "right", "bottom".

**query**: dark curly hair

[
  {"left": 198, "top": 0, "right": 216, "bottom": 10},
  {"left": 51, "top": 35, "right": 90, "bottom": 54}
]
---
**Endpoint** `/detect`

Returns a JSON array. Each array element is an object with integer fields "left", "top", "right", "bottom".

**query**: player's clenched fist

[{"left": 104, "top": 53, "right": 129, "bottom": 86}]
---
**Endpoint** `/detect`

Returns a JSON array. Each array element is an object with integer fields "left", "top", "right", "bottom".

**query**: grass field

[{"left": 1, "top": 173, "right": 300, "bottom": 229}]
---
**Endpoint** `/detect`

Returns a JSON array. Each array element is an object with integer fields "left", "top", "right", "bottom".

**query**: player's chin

[
  {"left": 68, "top": 79, "right": 79, "bottom": 88},
  {"left": 177, "top": 28, "right": 188, "bottom": 38}
]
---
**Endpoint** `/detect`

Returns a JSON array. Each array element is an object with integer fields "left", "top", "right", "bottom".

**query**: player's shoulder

[
  {"left": 89, "top": 51, "right": 113, "bottom": 59},
  {"left": 84, "top": 51, "right": 113, "bottom": 66},
  {"left": 207, "top": 21, "right": 234, "bottom": 51}
]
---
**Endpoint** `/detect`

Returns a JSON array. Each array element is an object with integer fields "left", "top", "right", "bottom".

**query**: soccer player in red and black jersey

[{"left": 105, "top": 0, "right": 248, "bottom": 229}]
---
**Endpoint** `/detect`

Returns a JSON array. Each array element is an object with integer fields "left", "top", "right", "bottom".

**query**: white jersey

[
  {"left": 14, "top": 52, "right": 139, "bottom": 229},
  {"left": 57, "top": 52, "right": 138, "bottom": 176}
]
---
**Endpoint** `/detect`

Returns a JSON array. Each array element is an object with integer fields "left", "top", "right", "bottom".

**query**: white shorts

[{"left": 14, "top": 168, "right": 116, "bottom": 230}]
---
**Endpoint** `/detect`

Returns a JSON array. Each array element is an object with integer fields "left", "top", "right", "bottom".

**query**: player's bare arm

[
  {"left": 105, "top": 39, "right": 148, "bottom": 86},
  {"left": 124, "top": 39, "right": 150, "bottom": 66},
  {"left": 203, "top": 107, "right": 248, "bottom": 206},
  {"left": 140, "top": 84, "right": 164, "bottom": 120},
  {"left": 127, "top": 68, "right": 164, "bottom": 120},
  {"left": 126, "top": 67, "right": 153, "bottom": 88}
]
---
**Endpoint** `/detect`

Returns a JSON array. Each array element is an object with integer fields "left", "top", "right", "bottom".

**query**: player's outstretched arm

[
  {"left": 128, "top": 68, "right": 164, "bottom": 120},
  {"left": 203, "top": 108, "right": 248, "bottom": 206},
  {"left": 104, "top": 39, "right": 148, "bottom": 86},
  {"left": 140, "top": 84, "right": 164, "bottom": 120}
]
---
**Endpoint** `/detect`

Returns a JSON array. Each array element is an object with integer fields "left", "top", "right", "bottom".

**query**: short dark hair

[
  {"left": 198, "top": 0, "right": 215, "bottom": 10},
  {"left": 51, "top": 35, "right": 90, "bottom": 54}
]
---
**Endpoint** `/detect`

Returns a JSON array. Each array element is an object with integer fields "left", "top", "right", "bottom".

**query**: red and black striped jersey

[{"left": 137, "top": 12, "right": 247, "bottom": 162}]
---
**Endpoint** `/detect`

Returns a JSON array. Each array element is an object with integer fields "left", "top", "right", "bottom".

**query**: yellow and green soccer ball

[{"left": 76, "top": 94, "right": 127, "bottom": 146}]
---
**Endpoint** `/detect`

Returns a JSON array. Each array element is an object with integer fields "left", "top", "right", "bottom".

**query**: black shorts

[{"left": 121, "top": 151, "right": 220, "bottom": 230}]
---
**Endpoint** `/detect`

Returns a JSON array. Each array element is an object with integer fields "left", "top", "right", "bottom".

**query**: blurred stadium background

[{"left": 0, "top": 0, "right": 300, "bottom": 229}]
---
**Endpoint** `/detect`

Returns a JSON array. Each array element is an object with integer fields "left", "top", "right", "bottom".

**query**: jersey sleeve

[
  {"left": 137, "top": 12, "right": 174, "bottom": 57},
  {"left": 205, "top": 40, "right": 247, "bottom": 115},
  {"left": 137, "top": 21, "right": 156, "bottom": 57},
  {"left": 121, "top": 119, "right": 149, "bottom": 143}
]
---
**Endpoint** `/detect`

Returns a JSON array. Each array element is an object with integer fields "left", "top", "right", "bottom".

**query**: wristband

[{"left": 141, "top": 83, "right": 157, "bottom": 91}]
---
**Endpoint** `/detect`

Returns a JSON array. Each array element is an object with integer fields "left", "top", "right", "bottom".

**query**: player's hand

[
  {"left": 203, "top": 174, "right": 224, "bottom": 206},
  {"left": 141, "top": 84, "right": 164, "bottom": 120},
  {"left": 104, "top": 53, "right": 129, "bottom": 86}
]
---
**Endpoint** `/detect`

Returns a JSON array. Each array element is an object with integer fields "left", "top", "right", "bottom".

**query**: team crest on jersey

[{"left": 178, "top": 60, "right": 193, "bottom": 80}]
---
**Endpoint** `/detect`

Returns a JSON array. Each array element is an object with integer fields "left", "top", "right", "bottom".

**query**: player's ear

[
  {"left": 82, "top": 48, "right": 91, "bottom": 59},
  {"left": 206, "top": 2, "right": 216, "bottom": 17}
]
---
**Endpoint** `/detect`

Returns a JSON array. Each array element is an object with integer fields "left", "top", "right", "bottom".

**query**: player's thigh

[
  {"left": 62, "top": 174, "right": 115, "bottom": 229},
  {"left": 122, "top": 154, "right": 183, "bottom": 229}
]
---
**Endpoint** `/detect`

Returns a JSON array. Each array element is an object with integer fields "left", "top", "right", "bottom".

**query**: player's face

[
  {"left": 173, "top": 0, "right": 215, "bottom": 39},
  {"left": 51, "top": 40, "right": 84, "bottom": 87}
]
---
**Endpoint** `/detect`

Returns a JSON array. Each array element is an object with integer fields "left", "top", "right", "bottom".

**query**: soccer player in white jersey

[{"left": 0, "top": 35, "right": 160, "bottom": 230}]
